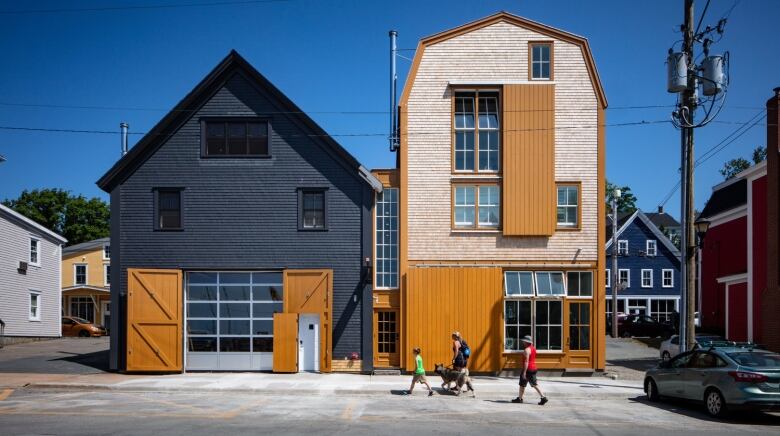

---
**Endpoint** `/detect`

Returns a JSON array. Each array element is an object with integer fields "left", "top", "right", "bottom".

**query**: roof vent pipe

[
  {"left": 658, "top": 205, "right": 664, "bottom": 214},
  {"left": 120, "top": 122, "right": 129, "bottom": 156},
  {"left": 389, "top": 30, "right": 398, "bottom": 152}
]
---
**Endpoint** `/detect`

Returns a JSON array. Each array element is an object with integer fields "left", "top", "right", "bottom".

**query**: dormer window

[
  {"left": 646, "top": 240, "right": 657, "bottom": 256},
  {"left": 617, "top": 240, "right": 628, "bottom": 256}
]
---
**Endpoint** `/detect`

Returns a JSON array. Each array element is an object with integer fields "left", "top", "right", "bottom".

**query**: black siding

[{"left": 110, "top": 72, "right": 373, "bottom": 370}]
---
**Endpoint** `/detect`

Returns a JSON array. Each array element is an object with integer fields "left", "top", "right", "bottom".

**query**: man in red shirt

[{"left": 512, "top": 335, "right": 548, "bottom": 405}]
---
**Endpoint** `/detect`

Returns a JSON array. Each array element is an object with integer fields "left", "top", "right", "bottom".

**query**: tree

[
  {"left": 752, "top": 146, "right": 767, "bottom": 164},
  {"left": 720, "top": 146, "right": 767, "bottom": 180},
  {"left": 606, "top": 180, "right": 638, "bottom": 214},
  {"left": 3, "top": 189, "right": 109, "bottom": 244}
]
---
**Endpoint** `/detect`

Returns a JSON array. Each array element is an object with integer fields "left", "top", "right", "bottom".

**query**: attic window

[{"left": 202, "top": 119, "right": 269, "bottom": 157}]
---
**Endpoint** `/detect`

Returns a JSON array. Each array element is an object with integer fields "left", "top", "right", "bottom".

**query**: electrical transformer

[{"left": 667, "top": 52, "right": 688, "bottom": 93}]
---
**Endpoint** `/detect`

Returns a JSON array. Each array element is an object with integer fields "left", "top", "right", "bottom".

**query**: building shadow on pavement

[
  {"left": 50, "top": 349, "right": 110, "bottom": 372},
  {"left": 606, "top": 357, "right": 660, "bottom": 372},
  {"left": 628, "top": 395, "right": 780, "bottom": 426}
]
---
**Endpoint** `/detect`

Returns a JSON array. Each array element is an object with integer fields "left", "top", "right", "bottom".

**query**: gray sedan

[{"left": 644, "top": 346, "right": 780, "bottom": 417}]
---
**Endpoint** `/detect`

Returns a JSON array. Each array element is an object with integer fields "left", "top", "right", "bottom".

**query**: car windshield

[
  {"left": 727, "top": 352, "right": 780, "bottom": 368},
  {"left": 71, "top": 317, "right": 91, "bottom": 324}
]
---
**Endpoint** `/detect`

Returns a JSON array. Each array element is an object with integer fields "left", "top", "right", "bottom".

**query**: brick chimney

[{"left": 763, "top": 87, "right": 780, "bottom": 352}]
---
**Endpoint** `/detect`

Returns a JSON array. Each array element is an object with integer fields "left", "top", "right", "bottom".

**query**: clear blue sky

[{"left": 1, "top": 0, "right": 778, "bottom": 219}]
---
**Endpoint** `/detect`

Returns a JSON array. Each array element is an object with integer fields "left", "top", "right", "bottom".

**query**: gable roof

[
  {"left": 97, "top": 50, "right": 381, "bottom": 193},
  {"left": 699, "top": 178, "right": 747, "bottom": 220},
  {"left": 400, "top": 11, "right": 607, "bottom": 109},
  {"left": 645, "top": 212, "right": 681, "bottom": 229},
  {"left": 63, "top": 237, "right": 110, "bottom": 255},
  {"left": 605, "top": 209, "right": 680, "bottom": 256},
  {"left": 0, "top": 204, "right": 67, "bottom": 244}
]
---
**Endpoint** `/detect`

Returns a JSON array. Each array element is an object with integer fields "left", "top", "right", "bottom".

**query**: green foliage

[
  {"left": 752, "top": 146, "right": 767, "bottom": 164},
  {"left": 606, "top": 180, "right": 638, "bottom": 214},
  {"left": 2, "top": 188, "right": 109, "bottom": 244},
  {"left": 719, "top": 157, "right": 751, "bottom": 180}
]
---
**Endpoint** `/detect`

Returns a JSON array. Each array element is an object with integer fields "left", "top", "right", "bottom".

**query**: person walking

[
  {"left": 512, "top": 335, "right": 548, "bottom": 405},
  {"left": 451, "top": 332, "right": 468, "bottom": 392},
  {"left": 404, "top": 347, "right": 434, "bottom": 396}
]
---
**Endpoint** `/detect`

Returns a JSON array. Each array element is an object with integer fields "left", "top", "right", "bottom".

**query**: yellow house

[
  {"left": 61, "top": 237, "right": 111, "bottom": 330},
  {"left": 375, "top": 12, "right": 607, "bottom": 373}
]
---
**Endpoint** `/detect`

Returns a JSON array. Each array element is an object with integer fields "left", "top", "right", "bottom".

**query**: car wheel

[
  {"left": 645, "top": 378, "right": 660, "bottom": 402},
  {"left": 662, "top": 351, "right": 671, "bottom": 361},
  {"left": 704, "top": 388, "right": 728, "bottom": 418},
  {"left": 78, "top": 330, "right": 90, "bottom": 338}
]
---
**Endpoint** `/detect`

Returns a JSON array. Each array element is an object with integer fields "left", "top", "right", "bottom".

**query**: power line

[{"left": 0, "top": 0, "right": 292, "bottom": 15}]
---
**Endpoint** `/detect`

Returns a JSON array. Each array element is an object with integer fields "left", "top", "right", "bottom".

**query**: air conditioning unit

[{"left": 18, "top": 261, "right": 28, "bottom": 273}]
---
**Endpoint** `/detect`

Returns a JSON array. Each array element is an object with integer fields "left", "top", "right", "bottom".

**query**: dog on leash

[{"left": 434, "top": 363, "right": 475, "bottom": 397}]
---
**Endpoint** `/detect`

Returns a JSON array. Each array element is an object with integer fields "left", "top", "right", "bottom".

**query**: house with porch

[{"left": 61, "top": 237, "right": 111, "bottom": 330}]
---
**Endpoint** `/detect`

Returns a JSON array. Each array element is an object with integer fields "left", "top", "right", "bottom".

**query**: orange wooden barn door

[
  {"left": 272, "top": 313, "right": 299, "bottom": 373},
  {"left": 283, "top": 269, "right": 333, "bottom": 372},
  {"left": 126, "top": 268, "right": 183, "bottom": 372}
]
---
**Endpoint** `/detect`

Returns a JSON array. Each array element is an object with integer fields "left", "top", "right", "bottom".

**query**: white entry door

[{"left": 298, "top": 314, "right": 320, "bottom": 372}]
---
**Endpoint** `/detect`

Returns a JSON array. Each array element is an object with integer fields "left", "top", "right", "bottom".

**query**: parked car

[
  {"left": 614, "top": 314, "right": 675, "bottom": 339},
  {"left": 605, "top": 312, "right": 628, "bottom": 335},
  {"left": 62, "top": 316, "right": 105, "bottom": 337},
  {"left": 660, "top": 334, "right": 726, "bottom": 360},
  {"left": 644, "top": 345, "right": 780, "bottom": 417}
]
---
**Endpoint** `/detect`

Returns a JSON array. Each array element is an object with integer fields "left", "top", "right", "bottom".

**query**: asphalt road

[
  {"left": 0, "top": 337, "right": 109, "bottom": 374},
  {"left": 0, "top": 388, "right": 778, "bottom": 435}
]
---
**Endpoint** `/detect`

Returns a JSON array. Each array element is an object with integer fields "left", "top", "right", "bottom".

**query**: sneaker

[
  {"left": 428, "top": 390, "right": 434, "bottom": 397},
  {"left": 539, "top": 397, "right": 548, "bottom": 406},
  {"left": 511, "top": 397, "right": 523, "bottom": 403}
]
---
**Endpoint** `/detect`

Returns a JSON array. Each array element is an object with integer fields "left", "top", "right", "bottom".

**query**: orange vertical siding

[
  {"left": 502, "top": 84, "right": 556, "bottom": 236},
  {"left": 283, "top": 269, "right": 333, "bottom": 372},
  {"left": 272, "top": 313, "right": 299, "bottom": 373}
]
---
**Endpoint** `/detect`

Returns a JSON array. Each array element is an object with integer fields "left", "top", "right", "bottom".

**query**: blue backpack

[{"left": 460, "top": 339, "right": 471, "bottom": 359}]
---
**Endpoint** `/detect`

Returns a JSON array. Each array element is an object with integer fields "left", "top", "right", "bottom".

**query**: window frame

[
  {"left": 200, "top": 117, "right": 271, "bottom": 158},
  {"left": 568, "top": 301, "right": 591, "bottom": 351},
  {"left": 535, "top": 271, "right": 566, "bottom": 297},
  {"left": 528, "top": 41, "right": 554, "bottom": 81},
  {"left": 104, "top": 263, "right": 111, "bottom": 287},
  {"left": 605, "top": 268, "right": 611, "bottom": 288},
  {"left": 29, "top": 290, "right": 41, "bottom": 321},
  {"left": 646, "top": 239, "right": 657, "bottom": 257},
  {"left": 103, "top": 244, "right": 110, "bottom": 260},
  {"left": 556, "top": 182, "right": 581, "bottom": 230},
  {"left": 618, "top": 268, "right": 630, "bottom": 288},
  {"left": 74, "top": 263, "right": 88, "bottom": 286},
  {"left": 29, "top": 236, "right": 41, "bottom": 266},
  {"left": 533, "top": 299, "right": 564, "bottom": 352},
  {"left": 641, "top": 269, "right": 653, "bottom": 288},
  {"left": 297, "top": 188, "right": 328, "bottom": 231},
  {"left": 374, "top": 187, "right": 399, "bottom": 289},
  {"left": 617, "top": 240, "right": 628, "bottom": 256},
  {"left": 662, "top": 269, "right": 674, "bottom": 288},
  {"left": 451, "top": 183, "right": 501, "bottom": 230},
  {"left": 451, "top": 88, "right": 501, "bottom": 175},
  {"left": 566, "top": 271, "right": 593, "bottom": 298},
  {"left": 153, "top": 187, "right": 184, "bottom": 231}
]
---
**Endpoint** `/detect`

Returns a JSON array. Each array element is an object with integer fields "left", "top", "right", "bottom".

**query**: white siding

[
  {"left": 0, "top": 213, "right": 62, "bottom": 337},
  {"left": 406, "top": 21, "right": 599, "bottom": 261}
]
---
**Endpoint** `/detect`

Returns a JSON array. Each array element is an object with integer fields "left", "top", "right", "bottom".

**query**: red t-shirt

[{"left": 526, "top": 345, "right": 538, "bottom": 371}]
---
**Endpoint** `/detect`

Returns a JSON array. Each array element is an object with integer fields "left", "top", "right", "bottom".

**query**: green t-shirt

[{"left": 415, "top": 355, "right": 425, "bottom": 375}]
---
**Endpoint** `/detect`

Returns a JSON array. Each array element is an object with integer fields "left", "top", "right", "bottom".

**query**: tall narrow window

[
  {"left": 29, "top": 291, "right": 41, "bottom": 321},
  {"left": 530, "top": 43, "right": 552, "bottom": 79},
  {"left": 535, "top": 300, "right": 562, "bottom": 351},
  {"left": 299, "top": 189, "right": 326, "bottom": 230},
  {"left": 662, "top": 269, "right": 674, "bottom": 288},
  {"left": 556, "top": 185, "right": 579, "bottom": 228},
  {"left": 569, "top": 302, "right": 590, "bottom": 350},
  {"left": 618, "top": 269, "right": 630, "bottom": 288},
  {"left": 454, "top": 94, "right": 475, "bottom": 171},
  {"left": 157, "top": 189, "right": 182, "bottom": 230},
  {"left": 375, "top": 188, "right": 398, "bottom": 288},
  {"left": 646, "top": 240, "right": 657, "bottom": 256},
  {"left": 641, "top": 269, "right": 653, "bottom": 288},
  {"left": 104, "top": 264, "right": 111, "bottom": 287},
  {"left": 454, "top": 186, "right": 476, "bottom": 227},
  {"left": 103, "top": 244, "right": 110, "bottom": 260},
  {"left": 504, "top": 300, "right": 532, "bottom": 351},
  {"left": 29, "top": 238, "right": 40, "bottom": 265},
  {"left": 478, "top": 185, "right": 500, "bottom": 227},
  {"left": 74, "top": 264, "right": 87, "bottom": 285},
  {"left": 477, "top": 93, "right": 499, "bottom": 171},
  {"left": 617, "top": 240, "right": 628, "bottom": 256}
]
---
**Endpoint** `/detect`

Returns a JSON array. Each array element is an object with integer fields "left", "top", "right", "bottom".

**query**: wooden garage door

[
  {"left": 127, "top": 269, "right": 182, "bottom": 372},
  {"left": 272, "top": 313, "right": 298, "bottom": 373},
  {"left": 283, "top": 269, "right": 333, "bottom": 373}
]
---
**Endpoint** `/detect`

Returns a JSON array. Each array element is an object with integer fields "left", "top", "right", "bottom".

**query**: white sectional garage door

[{"left": 185, "top": 271, "right": 283, "bottom": 371}]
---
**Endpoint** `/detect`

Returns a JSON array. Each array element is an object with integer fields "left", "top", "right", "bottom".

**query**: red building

[{"left": 698, "top": 88, "right": 780, "bottom": 351}]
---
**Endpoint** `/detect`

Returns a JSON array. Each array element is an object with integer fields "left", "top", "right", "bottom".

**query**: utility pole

[{"left": 611, "top": 190, "right": 621, "bottom": 338}]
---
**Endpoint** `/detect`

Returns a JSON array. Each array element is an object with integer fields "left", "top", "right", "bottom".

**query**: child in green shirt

[{"left": 406, "top": 347, "right": 434, "bottom": 396}]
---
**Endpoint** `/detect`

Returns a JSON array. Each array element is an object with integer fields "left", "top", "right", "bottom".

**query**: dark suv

[{"left": 617, "top": 314, "right": 675, "bottom": 339}]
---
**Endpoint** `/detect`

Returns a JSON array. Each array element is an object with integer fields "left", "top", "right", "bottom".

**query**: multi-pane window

[
  {"left": 531, "top": 43, "right": 552, "bottom": 80},
  {"left": 157, "top": 189, "right": 182, "bottom": 230},
  {"left": 453, "top": 91, "right": 500, "bottom": 173},
  {"left": 29, "top": 292, "right": 40, "bottom": 321},
  {"left": 535, "top": 301, "right": 562, "bottom": 351},
  {"left": 566, "top": 271, "right": 593, "bottom": 297},
  {"left": 104, "top": 264, "right": 111, "bottom": 287},
  {"left": 74, "top": 264, "right": 87, "bottom": 285},
  {"left": 569, "top": 302, "right": 590, "bottom": 350},
  {"left": 651, "top": 299, "right": 677, "bottom": 323},
  {"left": 641, "top": 269, "right": 653, "bottom": 288},
  {"left": 29, "top": 238, "right": 40, "bottom": 265},
  {"left": 504, "top": 271, "right": 535, "bottom": 296},
  {"left": 535, "top": 272, "right": 565, "bottom": 296},
  {"left": 627, "top": 299, "right": 648, "bottom": 315},
  {"left": 454, "top": 184, "right": 500, "bottom": 229},
  {"left": 605, "top": 298, "right": 626, "bottom": 319},
  {"left": 301, "top": 191, "right": 326, "bottom": 229},
  {"left": 605, "top": 269, "right": 611, "bottom": 288},
  {"left": 617, "top": 240, "right": 628, "bottom": 255},
  {"left": 662, "top": 269, "right": 674, "bottom": 288},
  {"left": 375, "top": 188, "right": 398, "bottom": 288},
  {"left": 504, "top": 300, "right": 531, "bottom": 351},
  {"left": 556, "top": 185, "right": 578, "bottom": 228},
  {"left": 618, "top": 269, "right": 630, "bottom": 288},
  {"left": 204, "top": 120, "right": 269, "bottom": 156},
  {"left": 377, "top": 311, "right": 398, "bottom": 353},
  {"left": 103, "top": 244, "right": 110, "bottom": 260},
  {"left": 646, "top": 240, "right": 657, "bottom": 256},
  {"left": 70, "top": 296, "right": 94, "bottom": 322}
]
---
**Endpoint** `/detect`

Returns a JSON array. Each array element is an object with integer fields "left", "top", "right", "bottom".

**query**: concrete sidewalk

[{"left": 0, "top": 371, "right": 644, "bottom": 398}]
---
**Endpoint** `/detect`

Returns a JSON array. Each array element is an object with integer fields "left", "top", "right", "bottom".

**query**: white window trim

[
  {"left": 74, "top": 263, "right": 88, "bottom": 286},
  {"left": 534, "top": 271, "right": 566, "bottom": 297},
  {"left": 617, "top": 240, "right": 628, "bottom": 256},
  {"left": 618, "top": 269, "right": 630, "bottom": 287},
  {"left": 103, "top": 244, "right": 110, "bottom": 260},
  {"left": 556, "top": 185, "right": 578, "bottom": 228},
  {"left": 104, "top": 263, "right": 111, "bottom": 287},
  {"left": 646, "top": 240, "right": 657, "bottom": 257},
  {"left": 605, "top": 268, "right": 611, "bottom": 288},
  {"left": 641, "top": 269, "right": 653, "bottom": 288},
  {"left": 662, "top": 269, "right": 674, "bottom": 288},
  {"left": 29, "top": 236, "right": 41, "bottom": 267},
  {"left": 29, "top": 290, "right": 41, "bottom": 321},
  {"left": 454, "top": 186, "right": 476, "bottom": 227}
]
